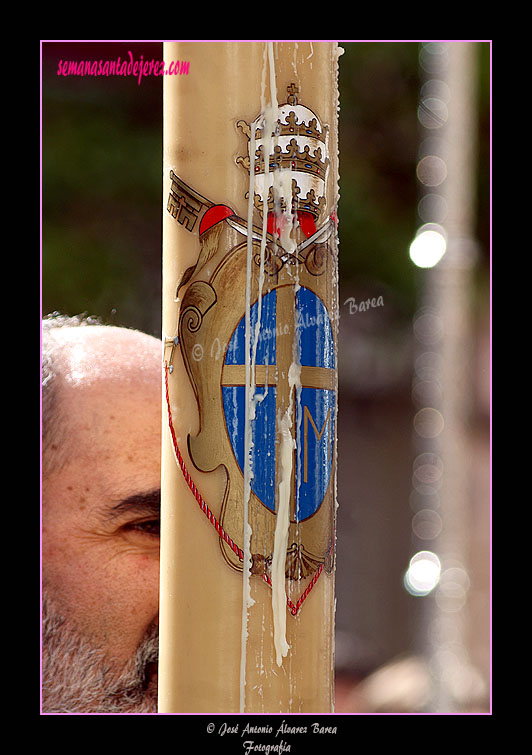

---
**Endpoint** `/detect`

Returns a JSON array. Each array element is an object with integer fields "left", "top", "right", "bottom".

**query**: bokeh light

[
  {"left": 404, "top": 550, "right": 442, "bottom": 596},
  {"left": 413, "top": 407, "right": 445, "bottom": 438},
  {"left": 409, "top": 226, "right": 447, "bottom": 268},
  {"left": 412, "top": 509, "right": 443, "bottom": 540},
  {"left": 416, "top": 155, "right": 447, "bottom": 187},
  {"left": 417, "top": 192, "right": 448, "bottom": 224}
]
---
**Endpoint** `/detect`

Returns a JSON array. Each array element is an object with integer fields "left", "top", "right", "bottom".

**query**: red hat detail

[
  {"left": 199, "top": 204, "right": 234, "bottom": 235},
  {"left": 266, "top": 210, "right": 317, "bottom": 240}
]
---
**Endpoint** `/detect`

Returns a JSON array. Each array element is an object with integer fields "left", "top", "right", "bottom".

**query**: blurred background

[{"left": 41, "top": 40, "right": 491, "bottom": 713}]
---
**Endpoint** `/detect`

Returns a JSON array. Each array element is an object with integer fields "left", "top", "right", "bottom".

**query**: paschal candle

[{"left": 159, "top": 40, "right": 340, "bottom": 714}]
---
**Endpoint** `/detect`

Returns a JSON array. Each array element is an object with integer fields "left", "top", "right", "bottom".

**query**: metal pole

[{"left": 408, "top": 41, "right": 483, "bottom": 712}]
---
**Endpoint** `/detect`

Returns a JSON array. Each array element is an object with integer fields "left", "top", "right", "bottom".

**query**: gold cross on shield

[{"left": 220, "top": 282, "right": 335, "bottom": 522}]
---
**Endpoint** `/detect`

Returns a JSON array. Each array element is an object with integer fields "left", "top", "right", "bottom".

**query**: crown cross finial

[{"left": 287, "top": 83, "right": 299, "bottom": 105}]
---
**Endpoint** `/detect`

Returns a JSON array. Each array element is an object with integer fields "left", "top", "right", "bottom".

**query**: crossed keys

[{"left": 165, "top": 170, "right": 335, "bottom": 378}]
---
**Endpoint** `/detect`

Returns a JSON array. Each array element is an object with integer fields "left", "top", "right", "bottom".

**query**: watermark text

[
  {"left": 56, "top": 50, "right": 190, "bottom": 85},
  {"left": 343, "top": 295, "right": 384, "bottom": 315}
]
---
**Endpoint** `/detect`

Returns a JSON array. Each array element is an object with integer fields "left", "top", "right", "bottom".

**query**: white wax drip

[
  {"left": 240, "top": 41, "right": 279, "bottom": 712},
  {"left": 260, "top": 43, "right": 301, "bottom": 670},
  {"left": 272, "top": 360, "right": 301, "bottom": 666},
  {"left": 241, "top": 41, "right": 306, "bottom": 704},
  {"left": 269, "top": 85, "right": 301, "bottom": 668},
  {"left": 240, "top": 76, "right": 257, "bottom": 714},
  {"left": 271, "top": 407, "right": 293, "bottom": 666}
]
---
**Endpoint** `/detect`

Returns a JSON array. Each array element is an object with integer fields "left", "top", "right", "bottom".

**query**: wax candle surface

[{"left": 160, "top": 41, "right": 340, "bottom": 713}]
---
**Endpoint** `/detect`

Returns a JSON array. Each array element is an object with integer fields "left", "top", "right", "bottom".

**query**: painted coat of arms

[{"left": 165, "top": 84, "right": 337, "bottom": 614}]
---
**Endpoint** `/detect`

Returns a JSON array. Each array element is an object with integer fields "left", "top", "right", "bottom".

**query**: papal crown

[{"left": 236, "top": 84, "right": 329, "bottom": 221}]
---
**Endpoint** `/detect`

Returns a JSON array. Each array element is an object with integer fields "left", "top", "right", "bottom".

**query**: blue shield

[{"left": 222, "top": 286, "right": 335, "bottom": 522}]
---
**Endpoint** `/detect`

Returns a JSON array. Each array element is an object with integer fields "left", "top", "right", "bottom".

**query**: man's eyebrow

[{"left": 108, "top": 490, "right": 161, "bottom": 519}]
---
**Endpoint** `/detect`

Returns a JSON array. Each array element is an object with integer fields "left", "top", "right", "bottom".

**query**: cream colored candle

[{"left": 159, "top": 40, "right": 340, "bottom": 714}]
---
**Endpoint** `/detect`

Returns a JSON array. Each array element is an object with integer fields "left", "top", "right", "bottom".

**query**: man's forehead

[
  {"left": 55, "top": 326, "right": 161, "bottom": 388},
  {"left": 53, "top": 327, "right": 162, "bottom": 471}
]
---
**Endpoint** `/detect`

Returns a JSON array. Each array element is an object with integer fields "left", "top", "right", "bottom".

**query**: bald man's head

[
  {"left": 41, "top": 314, "right": 162, "bottom": 713},
  {"left": 42, "top": 314, "right": 161, "bottom": 476}
]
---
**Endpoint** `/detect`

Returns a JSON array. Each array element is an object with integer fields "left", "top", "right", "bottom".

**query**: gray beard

[{"left": 41, "top": 595, "right": 159, "bottom": 714}]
